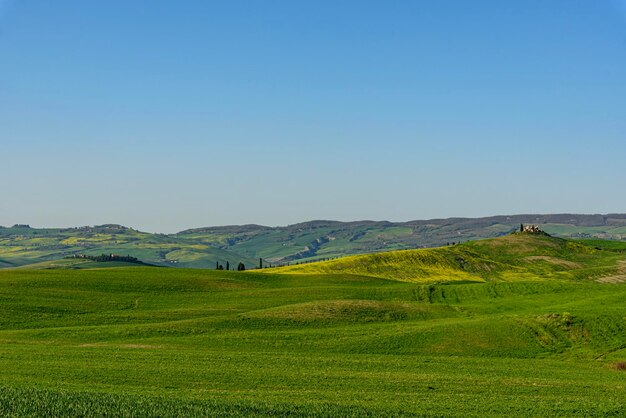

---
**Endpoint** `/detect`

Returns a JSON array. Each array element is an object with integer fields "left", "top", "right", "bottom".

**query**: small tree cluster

[
  {"left": 215, "top": 260, "right": 245, "bottom": 271},
  {"left": 66, "top": 253, "right": 141, "bottom": 263}
]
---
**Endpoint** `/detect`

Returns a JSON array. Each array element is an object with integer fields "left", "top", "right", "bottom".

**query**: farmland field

[{"left": 0, "top": 234, "right": 625, "bottom": 416}]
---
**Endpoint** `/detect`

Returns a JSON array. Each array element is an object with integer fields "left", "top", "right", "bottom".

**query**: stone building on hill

[{"left": 520, "top": 224, "right": 543, "bottom": 234}]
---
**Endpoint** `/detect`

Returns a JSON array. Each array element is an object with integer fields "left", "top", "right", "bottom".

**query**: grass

[
  {"left": 275, "top": 233, "right": 624, "bottom": 283},
  {"left": 574, "top": 239, "right": 626, "bottom": 252},
  {"left": 0, "top": 234, "right": 625, "bottom": 416}
]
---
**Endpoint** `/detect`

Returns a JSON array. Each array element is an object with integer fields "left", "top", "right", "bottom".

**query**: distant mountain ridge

[
  {"left": 176, "top": 213, "right": 626, "bottom": 263},
  {"left": 178, "top": 214, "right": 626, "bottom": 234},
  {"left": 1, "top": 214, "right": 625, "bottom": 269}
]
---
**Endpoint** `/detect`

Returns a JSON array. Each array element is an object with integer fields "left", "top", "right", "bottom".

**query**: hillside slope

[
  {"left": 0, "top": 224, "right": 255, "bottom": 269},
  {"left": 9, "top": 258, "right": 154, "bottom": 270},
  {"left": 2, "top": 214, "right": 625, "bottom": 269},
  {"left": 274, "top": 233, "right": 626, "bottom": 283},
  {"left": 0, "top": 266, "right": 625, "bottom": 415},
  {"left": 178, "top": 214, "right": 626, "bottom": 262}
]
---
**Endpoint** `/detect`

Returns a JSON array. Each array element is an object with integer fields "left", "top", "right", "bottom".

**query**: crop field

[{"left": 0, "top": 234, "right": 625, "bottom": 416}]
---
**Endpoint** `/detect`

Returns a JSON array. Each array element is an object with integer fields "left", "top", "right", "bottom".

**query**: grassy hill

[
  {"left": 177, "top": 214, "right": 626, "bottom": 263},
  {"left": 0, "top": 235, "right": 625, "bottom": 416},
  {"left": 1, "top": 214, "right": 625, "bottom": 269},
  {"left": 274, "top": 232, "right": 626, "bottom": 283},
  {"left": 9, "top": 258, "right": 154, "bottom": 270},
  {"left": 0, "top": 224, "right": 256, "bottom": 270}
]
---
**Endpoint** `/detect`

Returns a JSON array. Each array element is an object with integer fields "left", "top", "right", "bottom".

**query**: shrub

[{"left": 560, "top": 312, "right": 573, "bottom": 327}]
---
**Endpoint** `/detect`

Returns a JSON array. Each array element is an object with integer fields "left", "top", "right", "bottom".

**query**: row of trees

[
  {"left": 216, "top": 258, "right": 287, "bottom": 270},
  {"left": 215, "top": 257, "right": 340, "bottom": 271},
  {"left": 258, "top": 257, "right": 340, "bottom": 269},
  {"left": 215, "top": 261, "right": 246, "bottom": 271},
  {"left": 66, "top": 253, "right": 141, "bottom": 263}
]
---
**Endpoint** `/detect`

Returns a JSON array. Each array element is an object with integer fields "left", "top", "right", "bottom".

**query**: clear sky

[{"left": 1, "top": 0, "right": 625, "bottom": 233}]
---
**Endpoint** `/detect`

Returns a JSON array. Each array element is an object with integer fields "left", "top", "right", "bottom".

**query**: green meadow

[{"left": 0, "top": 234, "right": 625, "bottom": 416}]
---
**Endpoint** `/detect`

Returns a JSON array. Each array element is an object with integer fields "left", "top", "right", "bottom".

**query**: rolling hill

[
  {"left": 0, "top": 234, "right": 625, "bottom": 415},
  {"left": 177, "top": 214, "right": 626, "bottom": 263},
  {"left": 1, "top": 213, "right": 625, "bottom": 269},
  {"left": 273, "top": 232, "right": 626, "bottom": 283},
  {"left": 0, "top": 224, "right": 256, "bottom": 270}
]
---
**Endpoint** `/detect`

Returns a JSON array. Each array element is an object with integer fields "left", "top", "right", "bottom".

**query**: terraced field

[{"left": 0, "top": 234, "right": 625, "bottom": 416}]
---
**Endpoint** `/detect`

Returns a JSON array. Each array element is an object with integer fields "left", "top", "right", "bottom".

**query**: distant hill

[
  {"left": 1, "top": 214, "right": 625, "bottom": 269},
  {"left": 0, "top": 224, "right": 256, "bottom": 269},
  {"left": 177, "top": 213, "right": 626, "bottom": 263},
  {"left": 10, "top": 258, "right": 153, "bottom": 271}
]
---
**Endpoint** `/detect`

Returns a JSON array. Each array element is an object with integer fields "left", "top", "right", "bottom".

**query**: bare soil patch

[{"left": 597, "top": 260, "right": 626, "bottom": 284}]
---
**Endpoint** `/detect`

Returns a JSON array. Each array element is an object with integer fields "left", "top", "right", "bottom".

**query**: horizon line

[{"left": 2, "top": 212, "right": 625, "bottom": 235}]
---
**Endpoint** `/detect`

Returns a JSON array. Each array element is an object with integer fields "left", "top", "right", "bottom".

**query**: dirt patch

[
  {"left": 612, "top": 361, "right": 626, "bottom": 371},
  {"left": 79, "top": 343, "right": 162, "bottom": 349},
  {"left": 120, "top": 344, "right": 162, "bottom": 349},
  {"left": 597, "top": 275, "right": 626, "bottom": 284},
  {"left": 525, "top": 256, "right": 581, "bottom": 269},
  {"left": 597, "top": 260, "right": 626, "bottom": 284},
  {"left": 79, "top": 343, "right": 107, "bottom": 348}
]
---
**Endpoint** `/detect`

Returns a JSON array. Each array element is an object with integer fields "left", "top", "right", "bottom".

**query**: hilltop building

[{"left": 519, "top": 224, "right": 543, "bottom": 234}]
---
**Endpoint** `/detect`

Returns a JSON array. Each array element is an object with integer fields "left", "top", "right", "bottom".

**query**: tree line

[
  {"left": 66, "top": 254, "right": 142, "bottom": 263},
  {"left": 215, "top": 257, "right": 341, "bottom": 271},
  {"left": 215, "top": 261, "right": 246, "bottom": 271}
]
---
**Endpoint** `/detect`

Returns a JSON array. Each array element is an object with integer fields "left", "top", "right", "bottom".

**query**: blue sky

[{"left": 1, "top": 0, "right": 625, "bottom": 232}]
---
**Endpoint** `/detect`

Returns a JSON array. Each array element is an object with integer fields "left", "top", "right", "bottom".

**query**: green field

[{"left": 0, "top": 234, "right": 625, "bottom": 416}]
